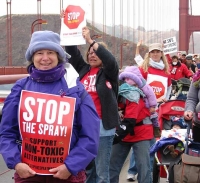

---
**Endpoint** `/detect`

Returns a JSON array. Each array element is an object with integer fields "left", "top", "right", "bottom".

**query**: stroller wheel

[{"left": 153, "top": 157, "right": 160, "bottom": 183}]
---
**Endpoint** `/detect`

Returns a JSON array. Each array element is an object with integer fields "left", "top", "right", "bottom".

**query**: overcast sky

[{"left": 0, "top": 0, "right": 199, "bottom": 31}]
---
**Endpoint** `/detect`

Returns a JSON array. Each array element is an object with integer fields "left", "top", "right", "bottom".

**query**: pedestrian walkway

[
  {"left": 0, "top": 153, "right": 167, "bottom": 183},
  {"left": 119, "top": 153, "right": 167, "bottom": 183},
  {"left": 0, "top": 155, "right": 14, "bottom": 183}
]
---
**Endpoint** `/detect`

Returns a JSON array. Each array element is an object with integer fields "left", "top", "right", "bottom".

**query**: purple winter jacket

[
  {"left": 124, "top": 66, "right": 157, "bottom": 107},
  {"left": 0, "top": 75, "right": 100, "bottom": 175},
  {"left": 141, "top": 83, "right": 157, "bottom": 108}
]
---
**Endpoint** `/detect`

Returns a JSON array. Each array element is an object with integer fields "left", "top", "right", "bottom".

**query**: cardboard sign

[
  {"left": 60, "top": 0, "right": 89, "bottom": 46},
  {"left": 19, "top": 90, "right": 76, "bottom": 175},
  {"left": 163, "top": 37, "right": 177, "bottom": 54},
  {"left": 147, "top": 74, "right": 167, "bottom": 99}
]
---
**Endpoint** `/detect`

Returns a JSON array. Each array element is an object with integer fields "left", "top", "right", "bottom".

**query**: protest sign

[
  {"left": 163, "top": 36, "right": 177, "bottom": 54},
  {"left": 60, "top": 0, "right": 89, "bottom": 46},
  {"left": 19, "top": 90, "right": 76, "bottom": 174},
  {"left": 147, "top": 74, "right": 167, "bottom": 99}
]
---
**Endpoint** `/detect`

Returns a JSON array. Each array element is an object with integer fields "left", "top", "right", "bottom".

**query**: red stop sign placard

[
  {"left": 64, "top": 5, "right": 85, "bottom": 29},
  {"left": 149, "top": 81, "right": 165, "bottom": 99}
]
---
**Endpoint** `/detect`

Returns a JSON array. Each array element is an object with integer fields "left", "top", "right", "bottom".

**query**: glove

[{"left": 113, "top": 118, "right": 136, "bottom": 145}]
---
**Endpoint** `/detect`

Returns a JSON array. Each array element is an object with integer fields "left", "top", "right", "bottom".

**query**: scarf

[
  {"left": 119, "top": 83, "right": 145, "bottom": 103},
  {"left": 27, "top": 63, "right": 66, "bottom": 83},
  {"left": 149, "top": 58, "right": 165, "bottom": 70}
]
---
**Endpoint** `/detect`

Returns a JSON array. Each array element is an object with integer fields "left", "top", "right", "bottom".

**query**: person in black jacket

[{"left": 65, "top": 26, "right": 119, "bottom": 183}]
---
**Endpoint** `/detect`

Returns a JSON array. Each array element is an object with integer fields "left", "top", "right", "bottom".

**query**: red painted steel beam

[
  {"left": 179, "top": 0, "right": 189, "bottom": 52},
  {"left": 0, "top": 74, "right": 29, "bottom": 84},
  {"left": 179, "top": 0, "right": 200, "bottom": 53},
  {"left": 187, "top": 15, "right": 200, "bottom": 31}
]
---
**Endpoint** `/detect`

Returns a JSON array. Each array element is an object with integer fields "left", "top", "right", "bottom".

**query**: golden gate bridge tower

[{"left": 179, "top": 0, "right": 200, "bottom": 53}]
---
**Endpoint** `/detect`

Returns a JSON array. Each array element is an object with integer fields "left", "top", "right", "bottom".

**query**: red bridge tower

[{"left": 179, "top": 0, "right": 200, "bottom": 52}]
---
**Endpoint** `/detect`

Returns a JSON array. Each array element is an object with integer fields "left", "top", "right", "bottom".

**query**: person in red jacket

[
  {"left": 170, "top": 55, "right": 193, "bottom": 80},
  {"left": 109, "top": 68, "right": 153, "bottom": 183}
]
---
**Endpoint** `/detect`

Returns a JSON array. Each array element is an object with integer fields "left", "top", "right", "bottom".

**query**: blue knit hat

[
  {"left": 25, "top": 30, "right": 71, "bottom": 61},
  {"left": 171, "top": 116, "right": 187, "bottom": 129},
  {"left": 119, "top": 66, "right": 143, "bottom": 88}
]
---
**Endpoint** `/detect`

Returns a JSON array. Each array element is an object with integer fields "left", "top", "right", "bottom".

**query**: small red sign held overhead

[{"left": 64, "top": 5, "right": 85, "bottom": 29}]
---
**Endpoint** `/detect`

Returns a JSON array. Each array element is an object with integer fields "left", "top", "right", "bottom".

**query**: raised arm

[
  {"left": 134, "top": 40, "right": 144, "bottom": 66},
  {"left": 135, "top": 40, "right": 142, "bottom": 56}
]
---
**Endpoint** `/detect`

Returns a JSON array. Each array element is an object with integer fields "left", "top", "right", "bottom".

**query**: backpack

[
  {"left": 176, "top": 78, "right": 191, "bottom": 100},
  {"left": 169, "top": 153, "right": 200, "bottom": 183}
]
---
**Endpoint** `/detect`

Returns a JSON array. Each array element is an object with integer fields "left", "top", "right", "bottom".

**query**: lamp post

[
  {"left": 31, "top": 19, "right": 47, "bottom": 34},
  {"left": 120, "top": 43, "right": 129, "bottom": 69}
]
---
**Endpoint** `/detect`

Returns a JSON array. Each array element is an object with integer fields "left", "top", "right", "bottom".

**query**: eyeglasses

[{"left": 88, "top": 52, "right": 96, "bottom": 55}]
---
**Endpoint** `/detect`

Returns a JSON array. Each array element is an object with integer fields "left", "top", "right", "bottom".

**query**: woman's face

[
  {"left": 33, "top": 49, "right": 59, "bottom": 70},
  {"left": 87, "top": 47, "right": 102, "bottom": 68},
  {"left": 149, "top": 50, "right": 162, "bottom": 62}
]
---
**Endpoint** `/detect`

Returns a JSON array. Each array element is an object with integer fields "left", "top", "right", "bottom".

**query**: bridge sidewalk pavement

[{"left": 0, "top": 153, "right": 167, "bottom": 183}]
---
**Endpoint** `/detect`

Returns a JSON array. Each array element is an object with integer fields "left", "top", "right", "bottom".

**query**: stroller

[{"left": 151, "top": 99, "right": 189, "bottom": 183}]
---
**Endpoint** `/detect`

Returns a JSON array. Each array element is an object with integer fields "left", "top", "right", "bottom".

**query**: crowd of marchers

[{"left": 1, "top": 19, "right": 200, "bottom": 183}]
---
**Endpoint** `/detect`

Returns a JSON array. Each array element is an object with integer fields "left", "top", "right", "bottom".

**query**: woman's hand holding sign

[
  {"left": 15, "top": 163, "right": 36, "bottom": 178},
  {"left": 60, "top": 9, "right": 65, "bottom": 18},
  {"left": 49, "top": 164, "right": 71, "bottom": 180},
  {"left": 82, "top": 26, "right": 99, "bottom": 50}
]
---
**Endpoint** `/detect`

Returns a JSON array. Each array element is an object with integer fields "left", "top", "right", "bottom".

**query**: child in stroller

[{"left": 162, "top": 116, "right": 187, "bottom": 158}]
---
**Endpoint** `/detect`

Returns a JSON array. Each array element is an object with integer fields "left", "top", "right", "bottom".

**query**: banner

[
  {"left": 163, "top": 37, "right": 177, "bottom": 54},
  {"left": 60, "top": 0, "right": 89, "bottom": 46},
  {"left": 19, "top": 90, "right": 76, "bottom": 174}
]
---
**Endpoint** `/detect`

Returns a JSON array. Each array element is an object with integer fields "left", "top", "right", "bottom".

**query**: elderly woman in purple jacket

[{"left": 0, "top": 30, "right": 100, "bottom": 183}]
